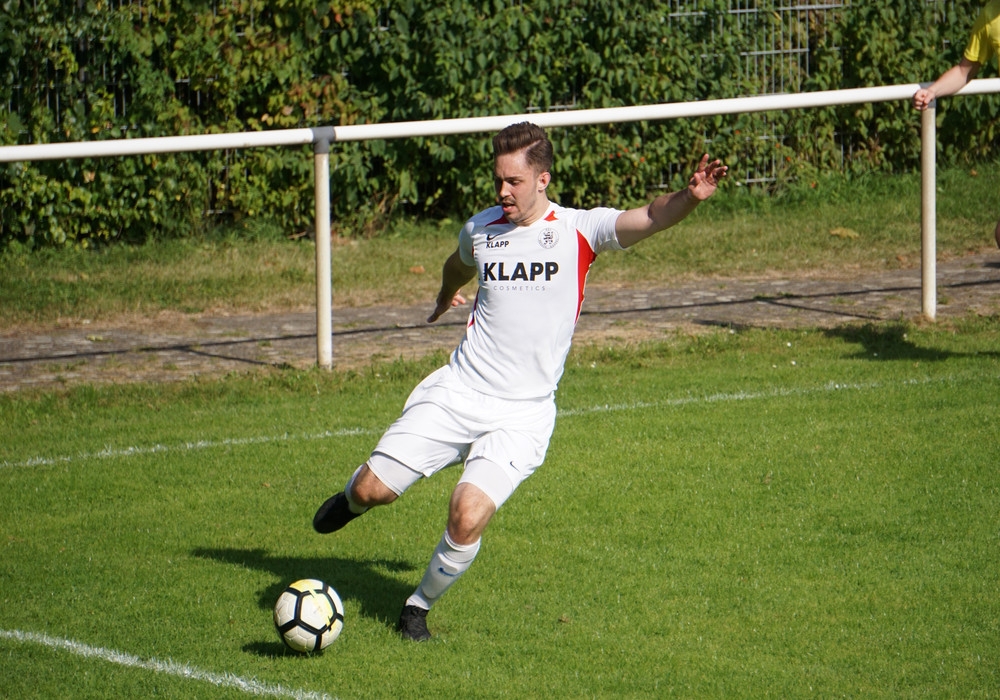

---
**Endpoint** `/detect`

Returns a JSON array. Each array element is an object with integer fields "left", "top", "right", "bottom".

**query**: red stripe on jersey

[
  {"left": 575, "top": 230, "right": 597, "bottom": 321},
  {"left": 486, "top": 215, "right": 508, "bottom": 227},
  {"left": 468, "top": 290, "right": 479, "bottom": 327},
  {"left": 544, "top": 210, "right": 558, "bottom": 222}
]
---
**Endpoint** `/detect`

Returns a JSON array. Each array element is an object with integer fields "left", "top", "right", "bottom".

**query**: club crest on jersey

[{"left": 538, "top": 228, "right": 559, "bottom": 249}]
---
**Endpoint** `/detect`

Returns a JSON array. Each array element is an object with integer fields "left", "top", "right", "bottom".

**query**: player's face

[{"left": 494, "top": 150, "right": 550, "bottom": 227}]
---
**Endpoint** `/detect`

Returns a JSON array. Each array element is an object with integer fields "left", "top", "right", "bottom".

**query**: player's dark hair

[{"left": 493, "top": 122, "right": 553, "bottom": 174}]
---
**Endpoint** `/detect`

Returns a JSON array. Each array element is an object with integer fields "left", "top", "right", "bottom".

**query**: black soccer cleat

[
  {"left": 397, "top": 605, "right": 432, "bottom": 642},
  {"left": 312, "top": 492, "right": 363, "bottom": 534}
]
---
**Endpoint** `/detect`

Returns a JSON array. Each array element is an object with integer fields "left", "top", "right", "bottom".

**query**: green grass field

[{"left": 2, "top": 317, "right": 998, "bottom": 698}]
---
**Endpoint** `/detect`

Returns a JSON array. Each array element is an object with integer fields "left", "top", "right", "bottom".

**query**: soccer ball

[{"left": 273, "top": 579, "right": 345, "bottom": 653}]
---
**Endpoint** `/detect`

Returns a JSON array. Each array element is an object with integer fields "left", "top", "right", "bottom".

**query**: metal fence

[
  {"left": 658, "top": 1, "right": 966, "bottom": 186},
  {"left": 3, "top": 0, "right": 966, "bottom": 191},
  {"left": 662, "top": 1, "right": 846, "bottom": 185},
  {"left": 666, "top": 0, "right": 847, "bottom": 95},
  {"left": 8, "top": 1, "right": 856, "bottom": 120}
]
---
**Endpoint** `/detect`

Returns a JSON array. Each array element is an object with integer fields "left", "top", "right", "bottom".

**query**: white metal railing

[{"left": 2, "top": 78, "right": 1000, "bottom": 368}]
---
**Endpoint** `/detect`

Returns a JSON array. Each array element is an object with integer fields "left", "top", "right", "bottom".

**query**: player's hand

[
  {"left": 687, "top": 154, "right": 728, "bottom": 201},
  {"left": 427, "top": 292, "right": 467, "bottom": 323}
]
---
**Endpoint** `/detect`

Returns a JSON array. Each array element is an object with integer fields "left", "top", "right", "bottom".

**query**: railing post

[
  {"left": 312, "top": 129, "right": 335, "bottom": 369},
  {"left": 920, "top": 101, "right": 937, "bottom": 322}
]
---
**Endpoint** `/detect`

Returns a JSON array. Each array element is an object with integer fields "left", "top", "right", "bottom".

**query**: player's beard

[
  {"left": 500, "top": 197, "right": 519, "bottom": 222},
  {"left": 500, "top": 195, "right": 538, "bottom": 226}
]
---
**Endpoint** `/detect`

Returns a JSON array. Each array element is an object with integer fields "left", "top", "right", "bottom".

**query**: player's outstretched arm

[
  {"left": 615, "top": 153, "right": 727, "bottom": 249},
  {"left": 427, "top": 248, "right": 477, "bottom": 323}
]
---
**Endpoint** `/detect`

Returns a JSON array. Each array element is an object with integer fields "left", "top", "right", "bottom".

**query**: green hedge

[{"left": 1, "top": 0, "right": 997, "bottom": 248}]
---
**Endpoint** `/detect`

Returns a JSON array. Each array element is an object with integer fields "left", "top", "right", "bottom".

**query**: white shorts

[{"left": 369, "top": 365, "right": 556, "bottom": 508}]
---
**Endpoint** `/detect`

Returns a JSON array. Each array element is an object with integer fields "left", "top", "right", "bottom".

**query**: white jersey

[{"left": 450, "top": 202, "right": 623, "bottom": 400}]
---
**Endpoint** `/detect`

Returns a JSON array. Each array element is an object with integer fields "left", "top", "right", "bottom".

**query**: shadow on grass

[
  {"left": 823, "top": 322, "right": 1000, "bottom": 361},
  {"left": 192, "top": 546, "right": 417, "bottom": 655}
]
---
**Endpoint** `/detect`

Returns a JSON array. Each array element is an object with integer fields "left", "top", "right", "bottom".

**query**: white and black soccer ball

[{"left": 273, "top": 578, "right": 345, "bottom": 653}]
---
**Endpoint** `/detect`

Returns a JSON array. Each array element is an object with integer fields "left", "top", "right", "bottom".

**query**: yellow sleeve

[{"left": 964, "top": 1, "right": 1000, "bottom": 65}]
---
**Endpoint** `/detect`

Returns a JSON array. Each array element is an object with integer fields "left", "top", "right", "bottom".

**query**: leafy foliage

[{"left": 0, "top": 0, "right": 997, "bottom": 248}]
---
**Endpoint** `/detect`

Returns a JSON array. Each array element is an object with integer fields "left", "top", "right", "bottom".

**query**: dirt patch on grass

[{"left": 3, "top": 256, "right": 999, "bottom": 393}]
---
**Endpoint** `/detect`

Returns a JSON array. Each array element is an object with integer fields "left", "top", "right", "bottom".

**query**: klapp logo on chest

[{"left": 482, "top": 261, "right": 559, "bottom": 282}]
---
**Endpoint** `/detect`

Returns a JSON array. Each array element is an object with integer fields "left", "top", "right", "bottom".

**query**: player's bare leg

[
  {"left": 313, "top": 463, "right": 396, "bottom": 533},
  {"left": 348, "top": 463, "right": 399, "bottom": 506},
  {"left": 398, "top": 483, "right": 496, "bottom": 641},
  {"left": 445, "top": 482, "right": 497, "bottom": 544}
]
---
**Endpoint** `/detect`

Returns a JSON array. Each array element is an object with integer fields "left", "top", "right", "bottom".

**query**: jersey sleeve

[
  {"left": 571, "top": 207, "right": 624, "bottom": 254},
  {"left": 964, "top": 3, "right": 1000, "bottom": 65},
  {"left": 458, "top": 219, "right": 476, "bottom": 267}
]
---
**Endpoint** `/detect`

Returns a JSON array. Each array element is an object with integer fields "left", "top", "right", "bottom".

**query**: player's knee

[{"left": 446, "top": 484, "right": 496, "bottom": 544}]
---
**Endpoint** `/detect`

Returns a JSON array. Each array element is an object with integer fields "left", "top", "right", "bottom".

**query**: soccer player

[
  {"left": 913, "top": 0, "right": 1000, "bottom": 248},
  {"left": 313, "top": 122, "right": 728, "bottom": 641}
]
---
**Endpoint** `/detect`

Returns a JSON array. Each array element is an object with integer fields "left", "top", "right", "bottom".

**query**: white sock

[
  {"left": 406, "top": 531, "right": 481, "bottom": 610},
  {"left": 343, "top": 465, "right": 369, "bottom": 515}
]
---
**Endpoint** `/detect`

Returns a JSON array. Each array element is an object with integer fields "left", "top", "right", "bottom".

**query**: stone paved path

[{"left": 2, "top": 254, "right": 999, "bottom": 393}]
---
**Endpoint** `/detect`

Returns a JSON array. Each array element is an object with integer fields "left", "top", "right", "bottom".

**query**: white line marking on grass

[
  {"left": 555, "top": 380, "right": 882, "bottom": 417},
  {"left": 0, "top": 427, "right": 378, "bottom": 470},
  {"left": 3, "top": 374, "right": 990, "bottom": 471},
  {"left": 0, "top": 629, "right": 334, "bottom": 700}
]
